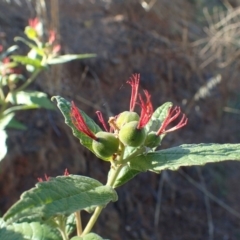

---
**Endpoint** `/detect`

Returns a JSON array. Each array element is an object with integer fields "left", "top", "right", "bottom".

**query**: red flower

[
  {"left": 70, "top": 101, "right": 97, "bottom": 140},
  {"left": 137, "top": 90, "right": 153, "bottom": 129},
  {"left": 28, "top": 18, "right": 39, "bottom": 29},
  {"left": 156, "top": 106, "right": 188, "bottom": 135}
]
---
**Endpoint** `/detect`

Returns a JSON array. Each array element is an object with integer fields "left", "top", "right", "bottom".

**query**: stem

[
  {"left": 14, "top": 68, "right": 41, "bottom": 93},
  {"left": 58, "top": 228, "right": 69, "bottom": 240},
  {"left": 81, "top": 162, "right": 125, "bottom": 236},
  {"left": 75, "top": 211, "right": 83, "bottom": 236},
  {"left": 81, "top": 206, "right": 104, "bottom": 236},
  {"left": 55, "top": 215, "right": 69, "bottom": 240}
]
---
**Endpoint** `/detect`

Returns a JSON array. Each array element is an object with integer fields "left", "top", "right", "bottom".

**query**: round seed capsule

[
  {"left": 119, "top": 121, "right": 146, "bottom": 147},
  {"left": 92, "top": 131, "right": 119, "bottom": 159},
  {"left": 116, "top": 111, "right": 139, "bottom": 128}
]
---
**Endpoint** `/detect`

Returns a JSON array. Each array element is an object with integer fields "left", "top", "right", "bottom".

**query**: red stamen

[
  {"left": 127, "top": 73, "right": 140, "bottom": 111},
  {"left": 96, "top": 111, "right": 109, "bottom": 132},
  {"left": 156, "top": 106, "right": 188, "bottom": 135},
  {"left": 70, "top": 101, "right": 97, "bottom": 140},
  {"left": 48, "top": 30, "right": 56, "bottom": 44},
  {"left": 37, "top": 174, "right": 50, "bottom": 182},
  {"left": 137, "top": 90, "right": 153, "bottom": 129},
  {"left": 64, "top": 168, "right": 69, "bottom": 176},
  {"left": 37, "top": 178, "right": 43, "bottom": 182},
  {"left": 28, "top": 18, "right": 39, "bottom": 29},
  {"left": 52, "top": 44, "right": 61, "bottom": 54}
]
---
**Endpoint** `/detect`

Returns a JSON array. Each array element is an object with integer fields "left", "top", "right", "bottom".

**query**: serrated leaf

[
  {"left": 0, "top": 130, "right": 8, "bottom": 161},
  {"left": 7, "top": 91, "right": 55, "bottom": 110},
  {"left": 11, "top": 55, "right": 43, "bottom": 68},
  {"left": 47, "top": 54, "right": 96, "bottom": 65},
  {"left": 4, "top": 175, "right": 118, "bottom": 224},
  {"left": 129, "top": 143, "right": 240, "bottom": 173},
  {"left": 71, "top": 232, "right": 108, "bottom": 240},
  {"left": 0, "top": 227, "right": 25, "bottom": 240},
  {"left": 0, "top": 218, "right": 6, "bottom": 228},
  {"left": 65, "top": 213, "right": 76, "bottom": 236},
  {"left": 112, "top": 165, "right": 140, "bottom": 188},
  {"left": 6, "top": 221, "right": 61, "bottom": 240},
  {"left": 52, "top": 96, "right": 102, "bottom": 154}
]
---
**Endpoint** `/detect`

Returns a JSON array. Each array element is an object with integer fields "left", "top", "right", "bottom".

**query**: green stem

[
  {"left": 81, "top": 206, "right": 104, "bottom": 236},
  {"left": 55, "top": 215, "right": 69, "bottom": 240},
  {"left": 58, "top": 228, "right": 69, "bottom": 240},
  {"left": 75, "top": 211, "right": 83, "bottom": 236},
  {"left": 81, "top": 162, "right": 124, "bottom": 236},
  {"left": 13, "top": 68, "right": 41, "bottom": 93}
]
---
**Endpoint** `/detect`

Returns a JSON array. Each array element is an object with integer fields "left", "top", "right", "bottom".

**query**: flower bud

[
  {"left": 92, "top": 131, "right": 119, "bottom": 159},
  {"left": 119, "top": 121, "right": 146, "bottom": 147},
  {"left": 144, "top": 132, "right": 161, "bottom": 148},
  {"left": 116, "top": 111, "right": 139, "bottom": 128}
]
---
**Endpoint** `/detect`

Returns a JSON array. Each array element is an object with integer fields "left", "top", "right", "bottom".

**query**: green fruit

[
  {"left": 144, "top": 132, "right": 161, "bottom": 148},
  {"left": 116, "top": 111, "right": 139, "bottom": 128},
  {"left": 119, "top": 121, "right": 146, "bottom": 147},
  {"left": 92, "top": 131, "right": 119, "bottom": 159}
]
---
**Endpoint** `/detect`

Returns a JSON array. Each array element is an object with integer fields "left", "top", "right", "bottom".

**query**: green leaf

[
  {"left": 112, "top": 165, "right": 140, "bottom": 188},
  {"left": 5, "top": 118, "right": 27, "bottom": 130},
  {"left": 71, "top": 233, "right": 109, "bottom": 240},
  {"left": 8, "top": 91, "right": 55, "bottom": 110},
  {"left": 11, "top": 55, "right": 43, "bottom": 68},
  {"left": 4, "top": 175, "right": 118, "bottom": 224},
  {"left": 52, "top": 96, "right": 102, "bottom": 154},
  {"left": 0, "top": 130, "right": 8, "bottom": 162},
  {"left": 47, "top": 54, "right": 96, "bottom": 65},
  {"left": 0, "top": 113, "right": 15, "bottom": 130},
  {"left": 11, "top": 54, "right": 39, "bottom": 68},
  {"left": 0, "top": 227, "right": 25, "bottom": 240},
  {"left": 129, "top": 143, "right": 240, "bottom": 173},
  {"left": 65, "top": 213, "right": 76, "bottom": 236},
  {"left": 6, "top": 221, "right": 61, "bottom": 240}
]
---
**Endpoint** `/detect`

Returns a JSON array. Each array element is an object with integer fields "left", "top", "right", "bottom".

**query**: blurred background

[{"left": 1, "top": 0, "right": 240, "bottom": 239}]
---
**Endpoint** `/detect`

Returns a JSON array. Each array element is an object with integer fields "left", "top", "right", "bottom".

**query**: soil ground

[{"left": 1, "top": 1, "right": 240, "bottom": 239}]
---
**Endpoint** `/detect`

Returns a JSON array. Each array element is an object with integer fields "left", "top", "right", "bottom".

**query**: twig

[
  {"left": 196, "top": 167, "right": 214, "bottom": 240},
  {"left": 154, "top": 171, "right": 166, "bottom": 228},
  {"left": 178, "top": 168, "right": 240, "bottom": 219}
]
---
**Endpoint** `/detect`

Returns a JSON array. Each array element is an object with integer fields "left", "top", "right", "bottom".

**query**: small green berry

[
  {"left": 119, "top": 121, "right": 146, "bottom": 147},
  {"left": 92, "top": 131, "right": 119, "bottom": 159},
  {"left": 144, "top": 132, "right": 161, "bottom": 148},
  {"left": 116, "top": 111, "right": 139, "bottom": 128}
]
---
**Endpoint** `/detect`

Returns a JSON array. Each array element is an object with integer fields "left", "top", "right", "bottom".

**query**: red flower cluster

[{"left": 70, "top": 74, "right": 187, "bottom": 142}]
